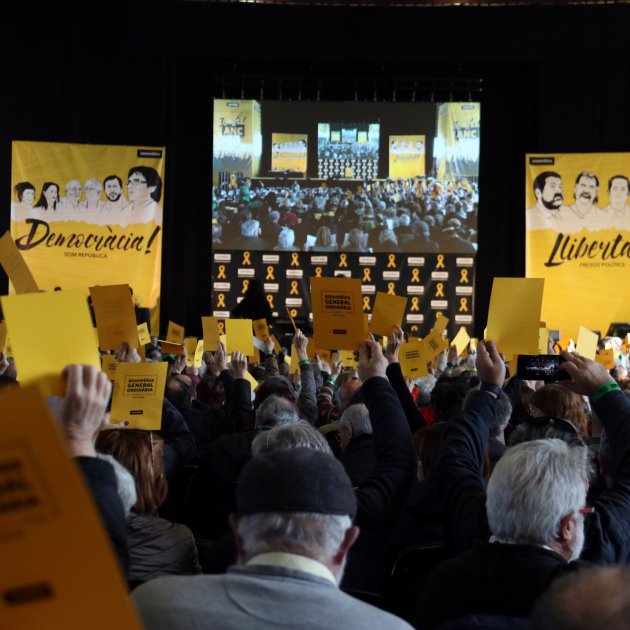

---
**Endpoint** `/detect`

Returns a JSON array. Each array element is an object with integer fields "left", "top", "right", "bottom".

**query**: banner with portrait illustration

[
  {"left": 526, "top": 153, "right": 630, "bottom": 337},
  {"left": 388, "top": 135, "right": 426, "bottom": 179},
  {"left": 271, "top": 133, "right": 308, "bottom": 174},
  {"left": 10, "top": 141, "right": 164, "bottom": 329},
  {"left": 436, "top": 103, "right": 480, "bottom": 180}
]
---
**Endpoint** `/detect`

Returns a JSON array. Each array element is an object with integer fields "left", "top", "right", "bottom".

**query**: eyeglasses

[{"left": 127, "top": 178, "right": 147, "bottom": 186}]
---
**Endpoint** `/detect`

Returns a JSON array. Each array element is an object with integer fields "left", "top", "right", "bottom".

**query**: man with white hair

[
  {"left": 414, "top": 342, "right": 630, "bottom": 628},
  {"left": 231, "top": 218, "right": 270, "bottom": 249},
  {"left": 273, "top": 227, "right": 298, "bottom": 251}
]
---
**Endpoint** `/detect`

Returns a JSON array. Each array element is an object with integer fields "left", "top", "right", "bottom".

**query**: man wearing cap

[{"left": 132, "top": 445, "right": 411, "bottom": 629}]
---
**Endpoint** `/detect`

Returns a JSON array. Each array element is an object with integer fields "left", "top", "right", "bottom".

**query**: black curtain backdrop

[{"left": 1, "top": 2, "right": 629, "bottom": 336}]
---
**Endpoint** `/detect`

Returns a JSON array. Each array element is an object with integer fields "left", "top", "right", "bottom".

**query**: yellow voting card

[
  {"left": 110, "top": 361, "right": 168, "bottom": 430},
  {"left": 576, "top": 326, "right": 599, "bottom": 360},
  {"left": 0, "top": 321, "right": 6, "bottom": 353},
  {"left": 421, "top": 328, "right": 449, "bottom": 362},
  {"left": 101, "top": 354, "right": 118, "bottom": 382},
  {"left": 596, "top": 348, "right": 615, "bottom": 369},
  {"left": 253, "top": 318, "right": 270, "bottom": 341},
  {"left": 137, "top": 322, "right": 151, "bottom": 346},
  {"left": 539, "top": 328, "right": 550, "bottom": 355},
  {"left": 434, "top": 311, "right": 449, "bottom": 335},
  {"left": 311, "top": 276, "right": 365, "bottom": 351},
  {"left": 160, "top": 341, "right": 184, "bottom": 355},
  {"left": 185, "top": 337, "right": 198, "bottom": 368},
  {"left": 0, "top": 230, "right": 39, "bottom": 294},
  {"left": 270, "top": 334, "right": 282, "bottom": 354},
  {"left": 369, "top": 292, "right": 407, "bottom": 337},
  {"left": 451, "top": 326, "right": 471, "bottom": 357},
  {"left": 194, "top": 339, "right": 204, "bottom": 368},
  {"left": 202, "top": 316, "right": 220, "bottom": 352},
  {"left": 399, "top": 339, "right": 428, "bottom": 379},
  {"left": 486, "top": 277, "right": 545, "bottom": 359},
  {"left": 1, "top": 290, "right": 100, "bottom": 396},
  {"left": 89, "top": 284, "right": 138, "bottom": 350},
  {"left": 0, "top": 385, "right": 141, "bottom": 628},
  {"left": 225, "top": 319, "right": 254, "bottom": 356},
  {"left": 288, "top": 346, "right": 300, "bottom": 375},
  {"left": 337, "top": 349, "right": 358, "bottom": 368},
  {"left": 315, "top": 348, "right": 332, "bottom": 365},
  {"left": 166, "top": 321, "right": 185, "bottom": 345}
]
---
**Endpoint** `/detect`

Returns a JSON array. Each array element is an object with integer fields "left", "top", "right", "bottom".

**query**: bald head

[{"left": 338, "top": 379, "right": 362, "bottom": 412}]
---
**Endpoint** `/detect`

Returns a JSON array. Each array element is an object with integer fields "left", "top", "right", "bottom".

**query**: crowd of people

[
  {"left": 212, "top": 176, "right": 478, "bottom": 253},
  {"left": 3, "top": 308, "right": 630, "bottom": 628}
]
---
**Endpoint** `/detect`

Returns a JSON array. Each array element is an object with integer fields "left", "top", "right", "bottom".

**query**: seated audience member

[
  {"left": 274, "top": 227, "right": 299, "bottom": 251},
  {"left": 414, "top": 343, "right": 630, "bottom": 628},
  {"left": 377, "top": 228, "right": 402, "bottom": 252},
  {"left": 338, "top": 403, "right": 375, "bottom": 487},
  {"left": 230, "top": 218, "right": 270, "bottom": 249},
  {"left": 342, "top": 228, "right": 368, "bottom": 252},
  {"left": 529, "top": 565, "right": 630, "bottom": 630},
  {"left": 132, "top": 448, "right": 412, "bottom": 629},
  {"left": 96, "top": 429, "right": 201, "bottom": 584},
  {"left": 310, "top": 225, "right": 337, "bottom": 252}
]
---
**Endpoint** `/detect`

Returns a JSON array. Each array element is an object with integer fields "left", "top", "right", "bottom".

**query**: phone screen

[{"left": 516, "top": 355, "right": 569, "bottom": 382}]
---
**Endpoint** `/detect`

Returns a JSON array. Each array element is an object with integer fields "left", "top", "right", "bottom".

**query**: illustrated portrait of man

[
  {"left": 102, "top": 175, "right": 129, "bottom": 213},
  {"left": 122, "top": 166, "right": 163, "bottom": 226},
  {"left": 525, "top": 170, "right": 572, "bottom": 232},
  {"left": 570, "top": 171, "right": 599, "bottom": 218},
  {"left": 57, "top": 179, "right": 83, "bottom": 213},
  {"left": 602, "top": 174, "right": 630, "bottom": 230}
]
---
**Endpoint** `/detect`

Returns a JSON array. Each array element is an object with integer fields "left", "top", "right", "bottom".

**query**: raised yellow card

[
  {"left": 166, "top": 321, "right": 185, "bottom": 345},
  {"left": 202, "top": 316, "right": 220, "bottom": 352},
  {"left": 0, "top": 230, "right": 39, "bottom": 294},
  {"left": 101, "top": 354, "right": 118, "bottom": 382},
  {"left": 194, "top": 339, "right": 204, "bottom": 368},
  {"left": 315, "top": 349, "right": 332, "bottom": 365},
  {"left": 451, "top": 326, "right": 471, "bottom": 357},
  {"left": 270, "top": 334, "right": 282, "bottom": 354},
  {"left": 422, "top": 328, "right": 449, "bottom": 362},
  {"left": 0, "top": 321, "right": 6, "bottom": 354},
  {"left": 595, "top": 348, "right": 615, "bottom": 370},
  {"left": 311, "top": 277, "right": 365, "bottom": 351},
  {"left": 137, "top": 322, "right": 151, "bottom": 346},
  {"left": 110, "top": 361, "right": 168, "bottom": 430},
  {"left": 337, "top": 349, "right": 358, "bottom": 368},
  {"left": 288, "top": 345, "right": 300, "bottom": 375},
  {"left": 435, "top": 312, "right": 449, "bottom": 335},
  {"left": 0, "top": 385, "right": 141, "bottom": 628},
  {"left": 89, "top": 284, "right": 138, "bottom": 350},
  {"left": 539, "top": 328, "right": 550, "bottom": 355},
  {"left": 576, "top": 326, "right": 599, "bottom": 361},
  {"left": 253, "top": 318, "right": 270, "bottom": 341},
  {"left": 1, "top": 290, "right": 100, "bottom": 396},
  {"left": 160, "top": 341, "right": 184, "bottom": 355},
  {"left": 486, "top": 277, "right": 545, "bottom": 359},
  {"left": 399, "top": 339, "right": 428, "bottom": 379},
  {"left": 369, "top": 292, "right": 408, "bottom": 337},
  {"left": 225, "top": 319, "right": 254, "bottom": 356},
  {"left": 184, "top": 337, "right": 198, "bottom": 368}
]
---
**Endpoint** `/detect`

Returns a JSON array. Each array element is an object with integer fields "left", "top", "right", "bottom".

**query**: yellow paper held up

[
  {"left": 137, "top": 323, "right": 151, "bottom": 346},
  {"left": 0, "top": 385, "right": 141, "bottom": 628},
  {"left": 596, "top": 348, "right": 615, "bottom": 370},
  {"left": 166, "top": 321, "right": 185, "bottom": 345},
  {"left": 315, "top": 349, "right": 332, "bottom": 365},
  {"left": 89, "top": 284, "right": 139, "bottom": 350},
  {"left": 451, "top": 327, "right": 471, "bottom": 357},
  {"left": 202, "top": 316, "right": 220, "bottom": 352},
  {"left": 194, "top": 340, "right": 205, "bottom": 368},
  {"left": 1, "top": 290, "right": 100, "bottom": 396},
  {"left": 337, "top": 349, "right": 358, "bottom": 368},
  {"left": 288, "top": 346, "right": 300, "bottom": 375},
  {"left": 184, "top": 337, "right": 198, "bottom": 368},
  {"left": 110, "top": 361, "right": 168, "bottom": 430},
  {"left": 538, "top": 328, "right": 550, "bottom": 355},
  {"left": 0, "top": 321, "right": 6, "bottom": 354},
  {"left": 486, "top": 277, "right": 545, "bottom": 358},
  {"left": 369, "top": 291, "right": 408, "bottom": 337},
  {"left": 576, "top": 326, "right": 599, "bottom": 361},
  {"left": 0, "top": 230, "right": 39, "bottom": 294},
  {"left": 160, "top": 341, "right": 184, "bottom": 355},
  {"left": 422, "top": 328, "right": 449, "bottom": 362},
  {"left": 225, "top": 319, "right": 254, "bottom": 356},
  {"left": 101, "top": 354, "right": 118, "bottom": 383},
  {"left": 399, "top": 339, "right": 428, "bottom": 379}
]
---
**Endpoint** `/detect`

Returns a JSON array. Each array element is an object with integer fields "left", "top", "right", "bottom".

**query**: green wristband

[
  {"left": 590, "top": 381, "right": 621, "bottom": 402},
  {"left": 326, "top": 377, "right": 336, "bottom": 386},
  {"left": 298, "top": 358, "right": 310, "bottom": 366}
]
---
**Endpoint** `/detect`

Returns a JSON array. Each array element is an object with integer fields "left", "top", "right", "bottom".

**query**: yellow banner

[
  {"left": 388, "top": 135, "right": 426, "bottom": 179},
  {"left": 271, "top": 133, "right": 307, "bottom": 173},
  {"left": 526, "top": 153, "right": 630, "bottom": 336},
  {"left": 10, "top": 141, "right": 164, "bottom": 329},
  {"left": 436, "top": 103, "right": 480, "bottom": 180}
]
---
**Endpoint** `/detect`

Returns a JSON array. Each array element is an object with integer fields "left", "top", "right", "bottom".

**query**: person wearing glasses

[
  {"left": 414, "top": 343, "right": 630, "bottom": 628},
  {"left": 81, "top": 177, "right": 105, "bottom": 213},
  {"left": 122, "top": 165, "right": 163, "bottom": 227}
]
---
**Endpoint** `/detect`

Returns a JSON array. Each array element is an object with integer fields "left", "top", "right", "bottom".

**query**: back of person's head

[
  {"left": 254, "top": 394, "right": 300, "bottom": 429},
  {"left": 196, "top": 372, "right": 226, "bottom": 409},
  {"left": 95, "top": 429, "right": 167, "bottom": 514},
  {"left": 253, "top": 376, "right": 297, "bottom": 411},
  {"left": 348, "top": 228, "right": 364, "bottom": 247},
  {"left": 165, "top": 374, "right": 194, "bottom": 411},
  {"left": 413, "top": 422, "right": 445, "bottom": 481},
  {"left": 530, "top": 384, "right": 590, "bottom": 438},
  {"left": 241, "top": 219, "right": 261, "bottom": 238},
  {"left": 378, "top": 228, "right": 398, "bottom": 245},
  {"left": 316, "top": 225, "right": 332, "bottom": 246},
  {"left": 431, "top": 377, "right": 468, "bottom": 420},
  {"left": 415, "top": 374, "right": 437, "bottom": 407},
  {"left": 338, "top": 403, "right": 372, "bottom": 439},
  {"left": 486, "top": 438, "right": 588, "bottom": 547},
  {"left": 337, "top": 378, "right": 362, "bottom": 412},
  {"left": 398, "top": 213, "right": 411, "bottom": 227},
  {"left": 96, "top": 453, "right": 137, "bottom": 517},
  {"left": 277, "top": 228, "right": 295, "bottom": 249},
  {"left": 463, "top": 388, "right": 512, "bottom": 438},
  {"left": 251, "top": 421, "right": 332, "bottom": 456},
  {"left": 530, "top": 566, "right": 630, "bottom": 630}
]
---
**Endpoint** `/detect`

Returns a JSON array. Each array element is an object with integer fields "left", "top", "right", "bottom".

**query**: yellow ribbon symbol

[
  {"left": 459, "top": 298, "right": 469, "bottom": 312},
  {"left": 435, "top": 283, "right": 445, "bottom": 298},
  {"left": 217, "top": 265, "right": 226, "bottom": 279},
  {"left": 242, "top": 251, "right": 251, "bottom": 265},
  {"left": 387, "top": 254, "right": 397, "bottom": 269},
  {"left": 362, "top": 268, "right": 372, "bottom": 282},
  {"left": 363, "top": 296, "right": 371, "bottom": 311},
  {"left": 266, "top": 294, "right": 274, "bottom": 309},
  {"left": 218, "top": 321, "right": 225, "bottom": 335},
  {"left": 411, "top": 297, "right": 420, "bottom": 312},
  {"left": 410, "top": 325, "right": 418, "bottom": 333},
  {"left": 290, "top": 252, "right": 300, "bottom": 267},
  {"left": 411, "top": 268, "right": 421, "bottom": 283},
  {"left": 217, "top": 293, "right": 226, "bottom": 308},
  {"left": 339, "top": 253, "right": 348, "bottom": 268},
  {"left": 241, "top": 280, "right": 249, "bottom": 294},
  {"left": 315, "top": 266, "right": 323, "bottom": 278},
  {"left": 387, "top": 282, "right": 396, "bottom": 295},
  {"left": 460, "top": 269, "right": 469, "bottom": 283},
  {"left": 436, "top": 254, "right": 445, "bottom": 269},
  {"left": 266, "top": 266, "right": 275, "bottom": 280},
  {"left": 290, "top": 281, "right": 299, "bottom": 296},
  {"left": 290, "top": 308, "right": 298, "bottom": 318}
]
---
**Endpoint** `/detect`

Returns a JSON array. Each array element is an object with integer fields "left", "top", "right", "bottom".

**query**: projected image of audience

[{"left": 317, "top": 123, "right": 379, "bottom": 180}]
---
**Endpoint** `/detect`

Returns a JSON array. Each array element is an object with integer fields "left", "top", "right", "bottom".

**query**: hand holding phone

[{"left": 516, "top": 355, "right": 570, "bottom": 383}]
